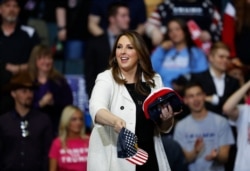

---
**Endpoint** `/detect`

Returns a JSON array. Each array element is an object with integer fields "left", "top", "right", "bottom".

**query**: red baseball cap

[{"left": 142, "top": 87, "right": 183, "bottom": 121}]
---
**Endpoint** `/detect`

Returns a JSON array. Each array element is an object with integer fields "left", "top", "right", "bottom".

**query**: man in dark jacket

[
  {"left": 0, "top": 71, "right": 53, "bottom": 171},
  {"left": 84, "top": 2, "right": 130, "bottom": 97}
]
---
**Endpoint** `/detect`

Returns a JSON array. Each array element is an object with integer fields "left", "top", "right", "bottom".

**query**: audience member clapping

[
  {"left": 27, "top": 44, "right": 73, "bottom": 135},
  {"left": 174, "top": 82, "right": 234, "bottom": 171}
]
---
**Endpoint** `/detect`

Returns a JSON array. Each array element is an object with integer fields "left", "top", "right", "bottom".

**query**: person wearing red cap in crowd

[
  {"left": 0, "top": 71, "right": 53, "bottom": 171},
  {"left": 87, "top": 30, "right": 182, "bottom": 171},
  {"left": 173, "top": 81, "right": 234, "bottom": 171},
  {"left": 0, "top": 0, "right": 40, "bottom": 114}
]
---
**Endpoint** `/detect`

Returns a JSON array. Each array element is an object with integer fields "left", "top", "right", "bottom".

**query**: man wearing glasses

[{"left": 0, "top": 71, "right": 53, "bottom": 171}]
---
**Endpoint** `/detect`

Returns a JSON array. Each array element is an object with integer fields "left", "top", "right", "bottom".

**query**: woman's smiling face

[
  {"left": 115, "top": 35, "right": 139, "bottom": 72},
  {"left": 168, "top": 21, "right": 185, "bottom": 44},
  {"left": 36, "top": 55, "right": 53, "bottom": 73}
]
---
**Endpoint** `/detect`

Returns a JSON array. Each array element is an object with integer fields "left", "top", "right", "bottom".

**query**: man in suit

[
  {"left": 191, "top": 42, "right": 239, "bottom": 171},
  {"left": 84, "top": 2, "right": 130, "bottom": 97},
  {"left": 191, "top": 42, "right": 239, "bottom": 115}
]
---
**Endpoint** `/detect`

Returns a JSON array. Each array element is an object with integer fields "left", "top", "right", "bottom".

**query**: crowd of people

[{"left": 1, "top": 0, "right": 250, "bottom": 171}]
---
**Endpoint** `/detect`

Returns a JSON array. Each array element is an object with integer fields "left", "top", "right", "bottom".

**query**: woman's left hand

[{"left": 160, "top": 103, "right": 182, "bottom": 121}]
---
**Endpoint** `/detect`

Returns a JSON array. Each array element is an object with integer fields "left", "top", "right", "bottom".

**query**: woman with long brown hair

[
  {"left": 87, "top": 30, "right": 181, "bottom": 171},
  {"left": 151, "top": 18, "right": 208, "bottom": 91},
  {"left": 27, "top": 44, "right": 73, "bottom": 135}
]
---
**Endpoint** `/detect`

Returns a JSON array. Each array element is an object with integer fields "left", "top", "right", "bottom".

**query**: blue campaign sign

[{"left": 65, "top": 74, "right": 92, "bottom": 130}]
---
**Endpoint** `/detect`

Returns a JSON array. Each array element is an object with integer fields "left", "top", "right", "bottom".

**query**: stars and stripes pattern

[
  {"left": 146, "top": 0, "right": 222, "bottom": 41},
  {"left": 126, "top": 148, "right": 148, "bottom": 165},
  {"left": 117, "top": 128, "right": 148, "bottom": 165},
  {"left": 123, "top": 128, "right": 137, "bottom": 157}
]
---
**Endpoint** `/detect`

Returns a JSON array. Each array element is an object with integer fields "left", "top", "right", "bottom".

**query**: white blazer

[{"left": 87, "top": 69, "right": 171, "bottom": 171}]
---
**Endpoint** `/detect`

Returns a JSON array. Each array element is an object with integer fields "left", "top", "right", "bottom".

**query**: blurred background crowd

[{"left": 0, "top": 0, "right": 250, "bottom": 170}]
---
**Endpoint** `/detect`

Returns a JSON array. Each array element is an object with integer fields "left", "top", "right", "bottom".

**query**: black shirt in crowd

[
  {"left": 0, "top": 23, "right": 40, "bottom": 114},
  {"left": 0, "top": 109, "right": 53, "bottom": 171},
  {"left": 57, "top": 0, "right": 91, "bottom": 40}
]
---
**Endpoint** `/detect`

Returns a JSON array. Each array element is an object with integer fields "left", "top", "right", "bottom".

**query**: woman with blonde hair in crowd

[
  {"left": 27, "top": 44, "right": 73, "bottom": 134},
  {"left": 49, "top": 105, "right": 89, "bottom": 171}
]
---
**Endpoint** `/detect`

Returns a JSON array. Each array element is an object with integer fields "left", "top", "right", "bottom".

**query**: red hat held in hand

[{"left": 142, "top": 87, "right": 183, "bottom": 122}]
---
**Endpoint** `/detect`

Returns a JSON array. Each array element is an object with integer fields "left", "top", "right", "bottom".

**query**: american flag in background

[{"left": 117, "top": 128, "right": 148, "bottom": 165}]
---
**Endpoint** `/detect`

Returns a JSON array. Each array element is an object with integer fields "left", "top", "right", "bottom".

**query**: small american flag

[{"left": 117, "top": 128, "right": 148, "bottom": 165}]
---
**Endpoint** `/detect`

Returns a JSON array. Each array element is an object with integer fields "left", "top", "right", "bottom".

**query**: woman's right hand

[
  {"left": 113, "top": 118, "right": 126, "bottom": 133},
  {"left": 39, "top": 92, "right": 54, "bottom": 107},
  {"left": 95, "top": 109, "right": 126, "bottom": 133}
]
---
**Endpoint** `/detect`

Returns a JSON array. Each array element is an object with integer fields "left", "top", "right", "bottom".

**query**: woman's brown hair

[
  {"left": 109, "top": 30, "right": 156, "bottom": 95},
  {"left": 28, "top": 44, "right": 63, "bottom": 82}
]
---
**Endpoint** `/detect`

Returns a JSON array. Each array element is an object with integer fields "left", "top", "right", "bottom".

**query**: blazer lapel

[
  {"left": 206, "top": 71, "right": 217, "bottom": 94},
  {"left": 121, "top": 85, "right": 134, "bottom": 102},
  {"left": 223, "top": 75, "right": 231, "bottom": 96},
  {"left": 120, "top": 74, "right": 147, "bottom": 102}
]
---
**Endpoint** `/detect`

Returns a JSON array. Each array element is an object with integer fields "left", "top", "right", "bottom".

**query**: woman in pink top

[{"left": 49, "top": 105, "right": 89, "bottom": 171}]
